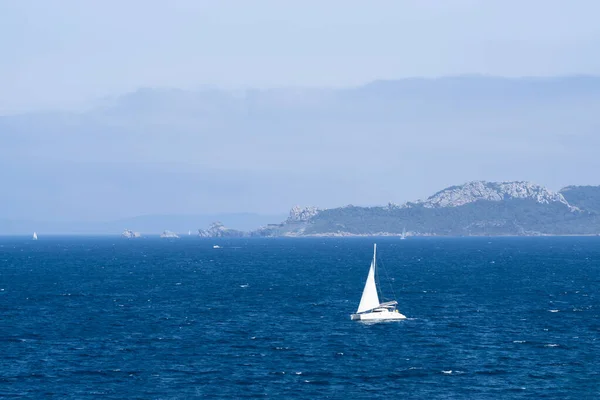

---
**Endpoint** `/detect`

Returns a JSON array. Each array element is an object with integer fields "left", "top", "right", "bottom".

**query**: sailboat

[
  {"left": 350, "top": 243, "right": 406, "bottom": 321},
  {"left": 32, "top": 232, "right": 38, "bottom": 240},
  {"left": 400, "top": 227, "right": 407, "bottom": 240}
]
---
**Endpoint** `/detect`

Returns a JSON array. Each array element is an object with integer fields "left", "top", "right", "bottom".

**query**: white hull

[{"left": 351, "top": 310, "right": 406, "bottom": 321}]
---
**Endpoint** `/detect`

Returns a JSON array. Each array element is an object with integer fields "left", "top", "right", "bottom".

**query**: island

[
  {"left": 196, "top": 181, "right": 600, "bottom": 237},
  {"left": 160, "top": 230, "right": 180, "bottom": 238},
  {"left": 121, "top": 229, "right": 141, "bottom": 238}
]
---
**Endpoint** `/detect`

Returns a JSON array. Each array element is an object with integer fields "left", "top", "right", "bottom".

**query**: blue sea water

[{"left": 0, "top": 236, "right": 598, "bottom": 399}]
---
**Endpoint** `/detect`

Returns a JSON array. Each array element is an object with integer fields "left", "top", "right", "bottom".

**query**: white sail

[
  {"left": 356, "top": 244, "right": 380, "bottom": 313},
  {"left": 32, "top": 232, "right": 38, "bottom": 240}
]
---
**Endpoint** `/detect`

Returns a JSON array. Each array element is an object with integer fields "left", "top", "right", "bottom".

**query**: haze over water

[{"left": 1, "top": 236, "right": 598, "bottom": 398}]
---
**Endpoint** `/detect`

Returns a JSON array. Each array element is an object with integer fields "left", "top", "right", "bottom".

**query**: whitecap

[
  {"left": 548, "top": 309, "right": 559, "bottom": 313},
  {"left": 545, "top": 344, "right": 559, "bottom": 347},
  {"left": 442, "top": 370, "right": 453, "bottom": 374},
  {"left": 513, "top": 340, "right": 526, "bottom": 343}
]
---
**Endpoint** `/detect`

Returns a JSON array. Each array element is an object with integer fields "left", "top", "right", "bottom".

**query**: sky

[
  {"left": 1, "top": 0, "right": 600, "bottom": 113},
  {"left": 2, "top": 1, "right": 600, "bottom": 224}
]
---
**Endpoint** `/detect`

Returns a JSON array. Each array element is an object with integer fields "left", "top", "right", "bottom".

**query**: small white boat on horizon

[
  {"left": 32, "top": 232, "right": 38, "bottom": 240},
  {"left": 351, "top": 243, "right": 406, "bottom": 321}
]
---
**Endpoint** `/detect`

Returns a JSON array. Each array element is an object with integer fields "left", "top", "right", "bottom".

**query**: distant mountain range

[
  {"left": 238, "top": 181, "right": 600, "bottom": 237},
  {"left": 3, "top": 75, "right": 600, "bottom": 223}
]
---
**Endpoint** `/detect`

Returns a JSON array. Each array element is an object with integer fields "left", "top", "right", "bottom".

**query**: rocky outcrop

[
  {"left": 418, "top": 181, "right": 574, "bottom": 209},
  {"left": 198, "top": 222, "right": 246, "bottom": 237},
  {"left": 121, "top": 229, "right": 141, "bottom": 238},
  {"left": 287, "top": 206, "right": 321, "bottom": 222},
  {"left": 160, "top": 230, "right": 179, "bottom": 238},
  {"left": 560, "top": 185, "right": 600, "bottom": 213}
]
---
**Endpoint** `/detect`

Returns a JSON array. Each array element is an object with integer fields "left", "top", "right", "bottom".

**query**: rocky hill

[
  {"left": 418, "top": 181, "right": 574, "bottom": 209},
  {"left": 247, "top": 181, "right": 600, "bottom": 237},
  {"left": 559, "top": 186, "right": 600, "bottom": 214},
  {"left": 198, "top": 222, "right": 246, "bottom": 238}
]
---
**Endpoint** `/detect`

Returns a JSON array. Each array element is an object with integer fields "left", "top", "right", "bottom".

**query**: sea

[{"left": 0, "top": 236, "right": 598, "bottom": 399}]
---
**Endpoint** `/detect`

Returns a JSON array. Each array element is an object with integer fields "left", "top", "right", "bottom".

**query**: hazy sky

[
  {"left": 2, "top": 1, "right": 600, "bottom": 224},
  {"left": 2, "top": 0, "right": 600, "bottom": 113}
]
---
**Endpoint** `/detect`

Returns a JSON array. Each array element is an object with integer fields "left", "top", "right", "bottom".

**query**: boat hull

[{"left": 350, "top": 310, "right": 407, "bottom": 321}]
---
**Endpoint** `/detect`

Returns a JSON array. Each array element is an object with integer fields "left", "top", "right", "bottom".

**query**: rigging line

[
  {"left": 378, "top": 253, "right": 398, "bottom": 302},
  {"left": 374, "top": 257, "right": 383, "bottom": 301}
]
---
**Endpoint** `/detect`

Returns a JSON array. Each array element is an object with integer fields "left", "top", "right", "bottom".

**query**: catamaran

[{"left": 351, "top": 243, "right": 406, "bottom": 321}]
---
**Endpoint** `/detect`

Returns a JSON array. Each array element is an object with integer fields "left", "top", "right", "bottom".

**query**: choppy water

[{"left": 0, "top": 236, "right": 598, "bottom": 399}]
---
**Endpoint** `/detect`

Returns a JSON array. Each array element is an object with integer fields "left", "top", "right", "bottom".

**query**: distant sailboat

[
  {"left": 188, "top": 230, "right": 192, "bottom": 236},
  {"left": 400, "top": 227, "right": 407, "bottom": 240},
  {"left": 32, "top": 232, "right": 38, "bottom": 240},
  {"left": 351, "top": 244, "right": 406, "bottom": 321}
]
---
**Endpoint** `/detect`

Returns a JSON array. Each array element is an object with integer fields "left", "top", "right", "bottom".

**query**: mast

[
  {"left": 373, "top": 243, "right": 380, "bottom": 301},
  {"left": 373, "top": 243, "right": 377, "bottom": 275}
]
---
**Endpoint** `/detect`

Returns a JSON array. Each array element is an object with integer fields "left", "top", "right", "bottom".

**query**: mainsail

[{"left": 356, "top": 244, "right": 380, "bottom": 313}]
